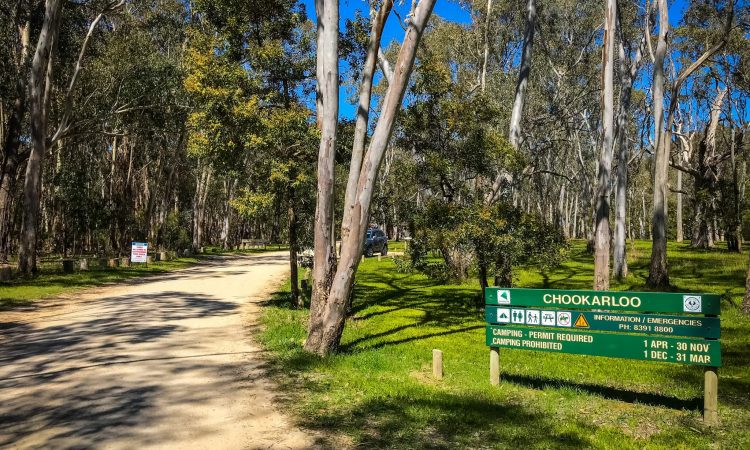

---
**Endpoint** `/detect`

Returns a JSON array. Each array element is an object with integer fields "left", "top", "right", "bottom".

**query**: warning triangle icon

[{"left": 574, "top": 314, "right": 590, "bottom": 328}]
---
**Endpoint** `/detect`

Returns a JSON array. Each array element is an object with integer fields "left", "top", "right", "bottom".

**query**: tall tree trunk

[
  {"left": 508, "top": 0, "right": 536, "bottom": 149},
  {"left": 676, "top": 169, "right": 683, "bottom": 242},
  {"left": 18, "top": 0, "right": 63, "bottom": 275},
  {"left": 306, "top": 0, "right": 340, "bottom": 352},
  {"left": 743, "top": 251, "right": 750, "bottom": 314},
  {"left": 487, "top": 0, "right": 535, "bottom": 203},
  {"left": 341, "top": 0, "right": 392, "bottom": 244},
  {"left": 0, "top": 19, "right": 31, "bottom": 263},
  {"left": 692, "top": 88, "right": 726, "bottom": 249},
  {"left": 646, "top": 0, "right": 669, "bottom": 288},
  {"left": 612, "top": 11, "right": 642, "bottom": 280},
  {"left": 727, "top": 126, "right": 741, "bottom": 252},
  {"left": 305, "top": 0, "right": 436, "bottom": 355},
  {"left": 192, "top": 162, "right": 211, "bottom": 250},
  {"left": 480, "top": 0, "right": 493, "bottom": 93},
  {"left": 289, "top": 184, "right": 301, "bottom": 308},
  {"left": 648, "top": 0, "right": 733, "bottom": 287},
  {"left": 593, "top": 0, "right": 616, "bottom": 290}
]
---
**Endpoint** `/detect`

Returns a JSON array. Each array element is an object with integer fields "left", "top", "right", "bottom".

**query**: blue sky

[{"left": 301, "top": 0, "right": 693, "bottom": 119}]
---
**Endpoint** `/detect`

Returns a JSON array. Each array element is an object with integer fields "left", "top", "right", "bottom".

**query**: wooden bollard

[
  {"left": 0, "top": 263, "right": 12, "bottom": 281},
  {"left": 433, "top": 349, "right": 443, "bottom": 380},
  {"left": 490, "top": 347, "right": 500, "bottom": 386},
  {"left": 378, "top": 254, "right": 382, "bottom": 261},
  {"left": 704, "top": 367, "right": 718, "bottom": 425},
  {"left": 160, "top": 251, "right": 169, "bottom": 261},
  {"left": 120, "top": 257, "right": 130, "bottom": 267},
  {"left": 62, "top": 259, "right": 75, "bottom": 273},
  {"left": 146, "top": 255, "right": 154, "bottom": 264},
  {"left": 108, "top": 258, "right": 119, "bottom": 268},
  {"left": 80, "top": 258, "right": 89, "bottom": 271}
]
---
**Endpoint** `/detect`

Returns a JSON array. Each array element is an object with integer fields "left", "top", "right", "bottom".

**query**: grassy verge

[
  {"left": 0, "top": 257, "right": 199, "bottom": 309},
  {"left": 259, "top": 240, "right": 750, "bottom": 449}
]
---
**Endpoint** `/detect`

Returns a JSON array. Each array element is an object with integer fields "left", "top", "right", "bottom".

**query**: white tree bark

[
  {"left": 341, "top": 0, "right": 393, "bottom": 244},
  {"left": 593, "top": 0, "right": 617, "bottom": 290},
  {"left": 306, "top": 0, "right": 436, "bottom": 355},
  {"left": 480, "top": 0, "right": 493, "bottom": 92},
  {"left": 487, "top": 0, "right": 535, "bottom": 204},
  {"left": 613, "top": 10, "right": 644, "bottom": 280},
  {"left": 645, "top": 0, "right": 669, "bottom": 287},
  {"left": 306, "top": 0, "right": 340, "bottom": 352},
  {"left": 18, "top": 0, "right": 64, "bottom": 275},
  {"left": 648, "top": 0, "right": 733, "bottom": 287},
  {"left": 508, "top": 0, "right": 536, "bottom": 149}
]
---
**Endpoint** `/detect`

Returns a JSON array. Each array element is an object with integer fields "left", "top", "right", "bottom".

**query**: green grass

[
  {"left": 259, "top": 240, "right": 750, "bottom": 449},
  {"left": 0, "top": 257, "right": 199, "bottom": 309}
]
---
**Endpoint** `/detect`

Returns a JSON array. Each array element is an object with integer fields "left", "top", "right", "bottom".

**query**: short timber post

[
  {"left": 432, "top": 349, "right": 443, "bottom": 379},
  {"left": 490, "top": 347, "right": 500, "bottom": 385},
  {"left": 704, "top": 366, "right": 718, "bottom": 425}
]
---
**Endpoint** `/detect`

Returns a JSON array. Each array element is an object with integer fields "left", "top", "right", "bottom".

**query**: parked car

[{"left": 364, "top": 228, "right": 388, "bottom": 257}]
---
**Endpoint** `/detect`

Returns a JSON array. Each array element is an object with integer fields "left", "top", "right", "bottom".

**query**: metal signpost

[{"left": 485, "top": 287, "right": 721, "bottom": 425}]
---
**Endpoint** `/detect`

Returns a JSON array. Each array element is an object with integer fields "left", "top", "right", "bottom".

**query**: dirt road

[{"left": 0, "top": 252, "right": 321, "bottom": 449}]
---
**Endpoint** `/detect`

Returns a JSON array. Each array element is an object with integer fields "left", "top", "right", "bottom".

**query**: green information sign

[
  {"left": 486, "top": 325, "right": 721, "bottom": 366},
  {"left": 485, "top": 287, "right": 720, "bottom": 315},
  {"left": 484, "top": 306, "right": 720, "bottom": 338}
]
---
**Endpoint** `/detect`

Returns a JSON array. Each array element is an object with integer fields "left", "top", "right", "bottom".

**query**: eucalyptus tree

[
  {"left": 612, "top": 0, "right": 645, "bottom": 280},
  {"left": 592, "top": 0, "right": 616, "bottom": 290},
  {"left": 0, "top": 0, "right": 34, "bottom": 263},
  {"left": 306, "top": 0, "right": 437, "bottom": 355},
  {"left": 647, "top": 0, "right": 734, "bottom": 287},
  {"left": 18, "top": 0, "right": 65, "bottom": 274}
]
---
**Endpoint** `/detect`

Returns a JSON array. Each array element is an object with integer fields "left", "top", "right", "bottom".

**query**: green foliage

[
  {"left": 231, "top": 190, "right": 275, "bottom": 220},
  {"left": 413, "top": 201, "right": 568, "bottom": 285},
  {"left": 161, "top": 211, "right": 192, "bottom": 251}
]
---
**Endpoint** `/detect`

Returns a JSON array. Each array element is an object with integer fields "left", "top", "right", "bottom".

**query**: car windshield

[{"left": 366, "top": 230, "right": 373, "bottom": 239}]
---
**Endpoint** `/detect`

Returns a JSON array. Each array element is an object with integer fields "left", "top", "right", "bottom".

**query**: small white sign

[
  {"left": 511, "top": 309, "right": 525, "bottom": 324},
  {"left": 497, "top": 290, "right": 511, "bottom": 305},
  {"left": 683, "top": 295, "right": 702, "bottom": 312},
  {"left": 556, "top": 311, "right": 572, "bottom": 327},
  {"left": 526, "top": 310, "right": 540, "bottom": 325},
  {"left": 131, "top": 242, "right": 148, "bottom": 263},
  {"left": 496, "top": 308, "right": 511, "bottom": 324},
  {"left": 541, "top": 311, "right": 556, "bottom": 326}
]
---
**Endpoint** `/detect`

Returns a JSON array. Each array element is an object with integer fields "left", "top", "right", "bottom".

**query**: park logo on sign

[
  {"left": 511, "top": 309, "right": 525, "bottom": 324},
  {"left": 683, "top": 295, "right": 702, "bottom": 313},
  {"left": 497, "top": 290, "right": 511, "bottom": 305},
  {"left": 556, "top": 311, "right": 572, "bottom": 327},
  {"left": 496, "top": 308, "right": 511, "bottom": 324},
  {"left": 541, "top": 311, "right": 556, "bottom": 326},
  {"left": 526, "top": 310, "right": 540, "bottom": 325}
]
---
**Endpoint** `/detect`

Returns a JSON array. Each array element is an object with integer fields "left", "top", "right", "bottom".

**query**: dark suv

[{"left": 364, "top": 228, "right": 388, "bottom": 257}]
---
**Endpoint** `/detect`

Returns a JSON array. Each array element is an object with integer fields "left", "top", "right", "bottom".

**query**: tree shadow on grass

[
  {"left": 296, "top": 390, "right": 594, "bottom": 449},
  {"left": 503, "top": 373, "right": 702, "bottom": 411}
]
